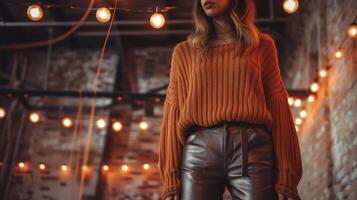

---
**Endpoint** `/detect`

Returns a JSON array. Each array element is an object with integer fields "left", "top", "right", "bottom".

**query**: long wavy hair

[{"left": 187, "top": 0, "right": 261, "bottom": 58}]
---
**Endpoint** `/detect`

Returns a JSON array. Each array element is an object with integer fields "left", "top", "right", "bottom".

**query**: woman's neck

[{"left": 210, "top": 14, "right": 236, "bottom": 45}]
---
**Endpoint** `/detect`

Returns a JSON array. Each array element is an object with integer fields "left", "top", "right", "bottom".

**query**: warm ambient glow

[
  {"left": 307, "top": 94, "right": 315, "bottom": 102},
  {"left": 61, "top": 165, "right": 68, "bottom": 171},
  {"left": 82, "top": 165, "right": 89, "bottom": 173},
  {"left": 102, "top": 165, "right": 109, "bottom": 172},
  {"left": 150, "top": 13, "right": 165, "bottom": 29},
  {"left": 295, "top": 125, "right": 299, "bottom": 132},
  {"left": 334, "top": 49, "right": 343, "bottom": 59},
  {"left": 143, "top": 163, "right": 150, "bottom": 170},
  {"left": 27, "top": 5, "right": 43, "bottom": 21},
  {"left": 283, "top": 0, "right": 299, "bottom": 14},
  {"left": 0, "top": 107, "right": 5, "bottom": 118},
  {"left": 348, "top": 23, "right": 357, "bottom": 38},
  {"left": 310, "top": 82, "right": 319, "bottom": 93},
  {"left": 139, "top": 121, "right": 149, "bottom": 130},
  {"left": 121, "top": 164, "right": 129, "bottom": 171},
  {"left": 39, "top": 163, "right": 46, "bottom": 171},
  {"left": 293, "top": 98, "right": 302, "bottom": 107},
  {"left": 299, "top": 110, "right": 307, "bottom": 118},
  {"left": 318, "top": 68, "right": 328, "bottom": 78},
  {"left": 29, "top": 112, "right": 40, "bottom": 123},
  {"left": 18, "top": 162, "right": 25, "bottom": 169},
  {"left": 62, "top": 117, "right": 72, "bottom": 128},
  {"left": 295, "top": 118, "right": 302, "bottom": 125},
  {"left": 288, "top": 97, "right": 294, "bottom": 106},
  {"left": 112, "top": 121, "right": 122, "bottom": 132},
  {"left": 96, "top": 118, "right": 107, "bottom": 129},
  {"left": 96, "top": 7, "right": 111, "bottom": 23}
]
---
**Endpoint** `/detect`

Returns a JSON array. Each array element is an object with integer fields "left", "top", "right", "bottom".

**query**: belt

[{"left": 186, "top": 120, "right": 270, "bottom": 134}]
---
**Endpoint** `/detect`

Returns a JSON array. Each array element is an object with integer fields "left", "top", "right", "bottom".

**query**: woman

[{"left": 158, "top": 0, "right": 303, "bottom": 199}]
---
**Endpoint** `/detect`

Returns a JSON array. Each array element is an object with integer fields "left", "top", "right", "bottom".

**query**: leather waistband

[{"left": 186, "top": 120, "right": 270, "bottom": 134}]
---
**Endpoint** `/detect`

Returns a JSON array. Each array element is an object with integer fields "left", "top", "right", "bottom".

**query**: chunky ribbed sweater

[{"left": 157, "top": 33, "right": 303, "bottom": 200}]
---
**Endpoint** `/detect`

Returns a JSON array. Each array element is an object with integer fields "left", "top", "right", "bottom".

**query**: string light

[
  {"left": 61, "top": 165, "right": 68, "bottom": 171},
  {"left": 295, "top": 125, "right": 299, "bottom": 132},
  {"left": 29, "top": 112, "right": 40, "bottom": 123},
  {"left": 18, "top": 162, "right": 25, "bottom": 169},
  {"left": 121, "top": 164, "right": 129, "bottom": 172},
  {"left": 283, "top": 0, "right": 299, "bottom": 14},
  {"left": 347, "top": 22, "right": 357, "bottom": 38},
  {"left": 27, "top": 5, "right": 44, "bottom": 21},
  {"left": 39, "top": 163, "right": 46, "bottom": 171},
  {"left": 112, "top": 121, "right": 122, "bottom": 132},
  {"left": 96, "top": 7, "right": 111, "bottom": 23},
  {"left": 139, "top": 121, "right": 149, "bottom": 130},
  {"left": 309, "top": 82, "right": 319, "bottom": 93},
  {"left": 143, "top": 163, "right": 150, "bottom": 170},
  {"left": 62, "top": 117, "right": 73, "bottom": 128},
  {"left": 102, "top": 165, "right": 109, "bottom": 172},
  {"left": 288, "top": 97, "right": 295, "bottom": 106},
  {"left": 299, "top": 110, "right": 307, "bottom": 118},
  {"left": 293, "top": 98, "right": 302, "bottom": 107},
  {"left": 334, "top": 49, "right": 343, "bottom": 59},
  {"left": 96, "top": 118, "right": 107, "bottom": 129},
  {"left": 295, "top": 117, "right": 302, "bottom": 125},
  {"left": 318, "top": 67, "right": 328, "bottom": 78},
  {"left": 0, "top": 107, "right": 5, "bottom": 118},
  {"left": 82, "top": 165, "right": 89, "bottom": 173},
  {"left": 150, "top": 7, "right": 165, "bottom": 29},
  {"left": 307, "top": 94, "right": 315, "bottom": 102}
]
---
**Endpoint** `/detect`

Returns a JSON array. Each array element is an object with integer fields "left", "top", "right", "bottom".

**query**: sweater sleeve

[
  {"left": 157, "top": 45, "right": 183, "bottom": 200},
  {"left": 260, "top": 36, "right": 303, "bottom": 200}
]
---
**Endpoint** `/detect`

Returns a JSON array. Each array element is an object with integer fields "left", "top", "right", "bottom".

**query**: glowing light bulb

[
  {"left": 139, "top": 121, "right": 149, "bottom": 130},
  {"left": 96, "top": 118, "right": 107, "bottom": 129},
  {"left": 102, "top": 165, "right": 109, "bottom": 172},
  {"left": 283, "top": 0, "right": 299, "bottom": 14},
  {"left": 310, "top": 82, "right": 319, "bottom": 93},
  {"left": 299, "top": 110, "right": 307, "bottom": 118},
  {"left": 307, "top": 94, "right": 315, "bottom": 102},
  {"left": 27, "top": 5, "right": 44, "bottom": 21},
  {"left": 96, "top": 7, "right": 111, "bottom": 23},
  {"left": 143, "top": 163, "right": 150, "bottom": 170},
  {"left": 62, "top": 117, "right": 72, "bottom": 128},
  {"left": 29, "top": 112, "right": 40, "bottom": 123},
  {"left": 82, "top": 165, "right": 89, "bottom": 172},
  {"left": 39, "top": 163, "right": 46, "bottom": 171},
  {"left": 61, "top": 165, "right": 68, "bottom": 171},
  {"left": 18, "top": 162, "right": 25, "bottom": 169},
  {"left": 334, "top": 49, "right": 343, "bottom": 59},
  {"left": 150, "top": 13, "right": 165, "bottom": 29},
  {"left": 112, "top": 121, "right": 122, "bottom": 132},
  {"left": 0, "top": 107, "right": 5, "bottom": 118},
  {"left": 295, "top": 118, "right": 302, "bottom": 125},
  {"left": 318, "top": 68, "right": 327, "bottom": 78},
  {"left": 348, "top": 23, "right": 357, "bottom": 38},
  {"left": 295, "top": 125, "right": 299, "bottom": 132},
  {"left": 121, "top": 164, "right": 129, "bottom": 171},
  {"left": 288, "top": 97, "right": 294, "bottom": 106},
  {"left": 293, "top": 98, "right": 302, "bottom": 107}
]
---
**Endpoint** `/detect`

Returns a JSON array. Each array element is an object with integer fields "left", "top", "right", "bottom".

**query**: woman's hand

[
  {"left": 278, "top": 193, "right": 294, "bottom": 200},
  {"left": 164, "top": 194, "right": 180, "bottom": 200}
]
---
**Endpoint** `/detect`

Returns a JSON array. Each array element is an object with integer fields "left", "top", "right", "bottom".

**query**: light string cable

[
  {"left": 77, "top": 0, "right": 118, "bottom": 199},
  {"left": 0, "top": 0, "right": 95, "bottom": 50}
]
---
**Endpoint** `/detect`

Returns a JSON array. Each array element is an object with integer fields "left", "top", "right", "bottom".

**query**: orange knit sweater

[{"left": 157, "top": 33, "right": 303, "bottom": 200}]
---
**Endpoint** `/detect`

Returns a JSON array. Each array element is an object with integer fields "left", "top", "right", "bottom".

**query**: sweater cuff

[
  {"left": 161, "top": 171, "right": 181, "bottom": 200},
  {"left": 275, "top": 167, "right": 301, "bottom": 200}
]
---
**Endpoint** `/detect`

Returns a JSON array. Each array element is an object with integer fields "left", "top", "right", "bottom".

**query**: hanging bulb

[
  {"left": 139, "top": 121, "right": 149, "bottom": 130},
  {"left": 295, "top": 117, "right": 302, "bottom": 125},
  {"left": 143, "top": 163, "right": 150, "bottom": 170},
  {"left": 293, "top": 98, "right": 302, "bottom": 107},
  {"left": 150, "top": 7, "right": 165, "bottom": 29},
  {"left": 102, "top": 165, "right": 109, "bottom": 172},
  {"left": 0, "top": 107, "right": 5, "bottom": 118},
  {"left": 307, "top": 94, "right": 315, "bottom": 102},
  {"left": 121, "top": 164, "right": 129, "bottom": 172},
  {"left": 112, "top": 121, "right": 122, "bottom": 132},
  {"left": 62, "top": 117, "right": 72, "bottom": 128},
  {"left": 96, "top": 118, "right": 107, "bottom": 129},
  {"left": 96, "top": 7, "right": 111, "bottom": 23},
  {"left": 288, "top": 97, "right": 295, "bottom": 106},
  {"left": 299, "top": 110, "right": 307, "bottom": 118},
  {"left": 318, "top": 67, "right": 328, "bottom": 78},
  {"left": 27, "top": 5, "right": 44, "bottom": 21},
  {"left": 334, "top": 49, "right": 343, "bottom": 59},
  {"left": 347, "top": 22, "right": 357, "bottom": 38},
  {"left": 310, "top": 82, "right": 319, "bottom": 93},
  {"left": 283, "top": 0, "right": 299, "bottom": 14},
  {"left": 29, "top": 112, "right": 40, "bottom": 123}
]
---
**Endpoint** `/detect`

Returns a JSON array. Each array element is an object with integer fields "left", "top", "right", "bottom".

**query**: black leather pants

[{"left": 180, "top": 121, "right": 278, "bottom": 200}]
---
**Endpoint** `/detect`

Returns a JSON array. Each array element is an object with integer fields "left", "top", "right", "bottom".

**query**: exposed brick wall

[{"left": 282, "top": 0, "right": 357, "bottom": 199}]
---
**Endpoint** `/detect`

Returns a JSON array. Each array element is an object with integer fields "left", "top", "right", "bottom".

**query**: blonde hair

[{"left": 187, "top": 0, "right": 261, "bottom": 58}]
